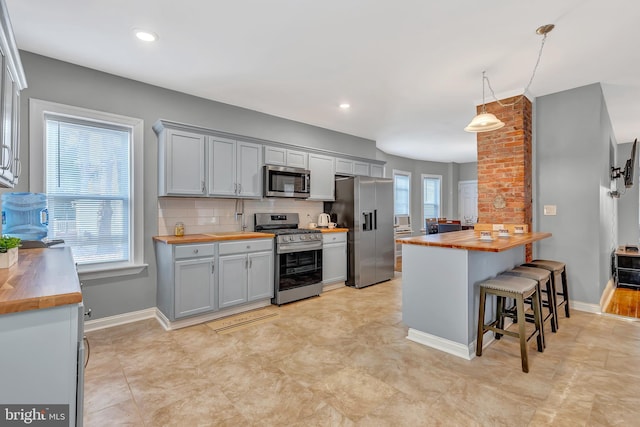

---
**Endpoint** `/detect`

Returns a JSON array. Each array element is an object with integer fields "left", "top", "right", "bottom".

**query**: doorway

[{"left": 458, "top": 180, "right": 478, "bottom": 223}]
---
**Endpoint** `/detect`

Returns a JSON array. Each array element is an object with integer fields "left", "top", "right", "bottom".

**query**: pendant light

[
  {"left": 465, "top": 24, "right": 555, "bottom": 133},
  {"left": 464, "top": 71, "right": 504, "bottom": 132}
]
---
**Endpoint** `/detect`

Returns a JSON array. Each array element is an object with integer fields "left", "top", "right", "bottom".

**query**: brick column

[{"left": 476, "top": 95, "right": 533, "bottom": 260}]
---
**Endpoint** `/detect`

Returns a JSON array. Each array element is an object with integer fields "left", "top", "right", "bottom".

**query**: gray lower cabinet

[
  {"left": 155, "top": 242, "right": 216, "bottom": 320},
  {"left": 218, "top": 239, "right": 273, "bottom": 309},
  {"left": 0, "top": 304, "right": 83, "bottom": 426},
  {"left": 175, "top": 257, "right": 216, "bottom": 318},
  {"left": 322, "top": 232, "right": 347, "bottom": 284}
]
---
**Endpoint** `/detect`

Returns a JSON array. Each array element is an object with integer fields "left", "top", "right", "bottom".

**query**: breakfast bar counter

[{"left": 396, "top": 230, "right": 552, "bottom": 359}]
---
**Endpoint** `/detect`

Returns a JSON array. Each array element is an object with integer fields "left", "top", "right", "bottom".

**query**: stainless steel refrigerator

[{"left": 325, "top": 176, "right": 394, "bottom": 288}]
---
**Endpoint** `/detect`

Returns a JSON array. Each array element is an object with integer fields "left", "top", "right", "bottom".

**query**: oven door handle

[{"left": 277, "top": 242, "right": 323, "bottom": 254}]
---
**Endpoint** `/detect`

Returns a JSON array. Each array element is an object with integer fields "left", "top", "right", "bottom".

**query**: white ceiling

[{"left": 6, "top": 0, "right": 640, "bottom": 163}]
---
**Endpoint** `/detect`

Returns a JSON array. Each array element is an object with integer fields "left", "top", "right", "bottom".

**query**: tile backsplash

[{"left": 158, "top": 197, "right": 325, "bottom": 235}]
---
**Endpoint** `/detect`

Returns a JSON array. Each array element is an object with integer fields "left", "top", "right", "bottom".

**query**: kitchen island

[
  {"left": 396, "top": 229, "right": 551, "bottom": 359},
  {"left": 0, "top": 247, "right": 84, "bottom": 426}
]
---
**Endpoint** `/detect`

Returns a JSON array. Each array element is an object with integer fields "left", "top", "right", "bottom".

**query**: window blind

[
  {"left": 423, "top": 176, "right": 441, "bottom": 219},
  {"left": 45, "top": 116, "right": 131, "bottom": 265},
  {"left": 394, "top": 173, "right": 410, "bottom": 216}
]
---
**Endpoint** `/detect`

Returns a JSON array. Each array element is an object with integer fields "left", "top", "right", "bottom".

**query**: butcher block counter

[
  {"left": 0, "top": 246, "right": 84, "bottom": 425},
  {"left": 396, "top": 229, "right": 552, "bottom": 252},
  {"left": 153, "top": 231, "right": 275, "bottom": 245},
  {"left": 0, "top": 246, "right": 82, "bottom": 315},
  {"left": 397, "top": 229, "right": 552, "bottom": 359}
]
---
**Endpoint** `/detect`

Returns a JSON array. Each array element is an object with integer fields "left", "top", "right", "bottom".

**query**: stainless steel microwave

[{"left": 263, "top": 165, "right": 310, "bottom": 198}]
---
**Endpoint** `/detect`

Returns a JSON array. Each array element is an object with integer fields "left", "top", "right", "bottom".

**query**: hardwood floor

[{"left": 605, "top": 286, "right": 640, "bottom": 318}]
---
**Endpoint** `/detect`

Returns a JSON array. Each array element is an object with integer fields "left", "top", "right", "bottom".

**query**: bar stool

[
  {"left": 503, "top": 266, "right": 558, "bottom": 341},
  {"left": 523, "top": 259, "right": 570, "bottom": 319},
  {"left": 476, "top": 275, "right": 544, "bottom": 373}
]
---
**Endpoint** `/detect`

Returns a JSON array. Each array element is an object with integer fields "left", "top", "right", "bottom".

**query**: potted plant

[{"left": 0, "top": 235, "right": 21, "bottom": 268}]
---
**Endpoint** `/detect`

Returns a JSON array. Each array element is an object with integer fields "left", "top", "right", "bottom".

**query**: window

[
  {"left": 393, "top": 170, "right": 411, "bottom": 217},
  {"left": 422, "top": 174, "right": 442, "bottom": 222},
  {"left": 30, "top": 99, "right": 145, "bottom": 278}
]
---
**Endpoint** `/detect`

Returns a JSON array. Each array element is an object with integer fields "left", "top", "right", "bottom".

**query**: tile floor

[{"left": 84, "top": 275, "right": 640, "bottom": 426}]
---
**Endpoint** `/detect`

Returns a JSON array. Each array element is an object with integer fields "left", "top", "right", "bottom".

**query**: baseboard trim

[
  {"left": 570, "top": 300, "right": 601, "bottom": 314},
  {"left": 322, "top": 282, "right": 346, "bottom": 292},
  {"left": 84, "top": 308, "right": 156, "bottom": 332},
  {"left": 406, "top": 328, "right": 477, "bottom": 360},
  {"left": 155, "top": 300, "right": 272, "bottom": 331}
]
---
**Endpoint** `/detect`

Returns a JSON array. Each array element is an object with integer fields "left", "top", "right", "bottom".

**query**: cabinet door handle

[
  {"left": 1, "top": 144, "right": 12, "bottom": 170},
  {"left": 245, "top": 259, "right": 249, "bottom": 269},
  {"left": 234, "top": 183, "right": 238, "bottom": 194},
  {"left": 211, "top": 263, "right": 215, "bottom": 273},
  {"left": 238, "top": 183, "right": 242, "bottom": 194},
  {"left": 249, "top": 259, "right": 252, "bottom": 268},
  {"left": 202, "top": 181, "right": 206, "bottom": 193},
  {"left": 194, "top": 249, "right": 199, "bottom": 254}
]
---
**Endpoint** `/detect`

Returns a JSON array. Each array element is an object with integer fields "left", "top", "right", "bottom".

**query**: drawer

[
  {"left": 618, "top": 268, "right": 640, "bottom": 287},
  {"left": 322, "top": 232, "right": 346, "bottom": 244},
  {"left": 618, "top": 255, "right": 640, "bottom": 269},
  {"left": 174, "top": 243, "right": 215, "bottom": 259},
  {"left": 219, "top": 239, "right": 273, "bottom": 255}
]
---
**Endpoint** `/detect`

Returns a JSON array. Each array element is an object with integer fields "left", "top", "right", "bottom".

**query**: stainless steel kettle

[{"left": 318, "top": 213, "right": 331, "bottom": 227}]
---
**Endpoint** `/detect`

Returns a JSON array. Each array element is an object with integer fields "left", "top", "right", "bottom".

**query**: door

[
  {"left": 209, "top": 137, "right": 237, "bottom": 196},
  {"left": 164, "top": 129, "right": 206, "bottom": 195},
  {"left": 323, "top": 243, "right": 347, "bottom": 283},
  {"left": 247, "top": 251, "right": 273, "bottom": 301},
  {"left": 218, "top": 254, "right": 248, "bottom": 308},
  {"left": 236, "top": 141, "right": 262, "bottom": 197},
  {"left": 356, "top": 176, "right": 377, "bottom": 287},
  {"left": 308, "top": 153, "right": 335, "bottom": 200},
  {"left": 174, "top": 258, "right": 215, "bottom": 318},
  {"left": 458, "top": 180, "right": 478, "bottom": 223},
  {"left": 374, "top": 179, "right": 395, "bottom": 283}
]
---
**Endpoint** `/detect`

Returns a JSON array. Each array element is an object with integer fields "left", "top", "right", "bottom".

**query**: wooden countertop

[
  {"left": 0, "top": 247, "right": 82, "bottom": 315},
  {"left": 396, "top": 229, "right": 552, "bottom": 253},
  {"left": 153, "top": 231, "right": 275, "bottom": 245},
  {"left": 318, "top": 228, "right": 348, "bottom": 233}
]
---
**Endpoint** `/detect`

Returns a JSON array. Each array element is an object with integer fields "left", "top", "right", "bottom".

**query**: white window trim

[
  {"left": 29, "top": 98, "right": 147, "bottom": 279},
  {"left": 421, "top": 173, "right": 442, "bottom": 223},
  {"left": 393, "top": 169, "right": 412, "bottom": 219}
]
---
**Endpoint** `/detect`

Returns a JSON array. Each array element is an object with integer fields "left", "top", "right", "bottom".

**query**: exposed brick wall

[{"left": 476, "top": 96, "right": 533, "bottom": 260}]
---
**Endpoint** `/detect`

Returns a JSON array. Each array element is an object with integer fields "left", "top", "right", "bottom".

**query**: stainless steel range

[{"left": 255, "top": 213, "right": 323, "bottom": 305}]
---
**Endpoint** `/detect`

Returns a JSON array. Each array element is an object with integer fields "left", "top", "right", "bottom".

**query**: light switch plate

[{"left": 543, "top": 205, "right": 557, "bottom": 216}]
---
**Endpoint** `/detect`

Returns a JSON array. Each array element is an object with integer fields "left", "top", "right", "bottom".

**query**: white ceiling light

[
  {"left": 465, "top": 24, "right": 554, "bottom": 133},
  {"left": 339, "top": 103, "right": 351, "bottom": 110},
  {"left": 134, "top": 29, "right": 158, "bottom": 42}
]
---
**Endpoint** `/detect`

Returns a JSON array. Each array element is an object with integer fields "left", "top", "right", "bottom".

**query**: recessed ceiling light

[
  {"left": 134, "top": 29, "right": 158, "bottom": 42},
  {"left": 339, "top": 103, "right": 351, "bottom": 110}
]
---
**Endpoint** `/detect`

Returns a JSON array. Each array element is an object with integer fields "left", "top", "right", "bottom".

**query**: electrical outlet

[{"left": 543, "top": 205, "right": 557, "bottom": 216}]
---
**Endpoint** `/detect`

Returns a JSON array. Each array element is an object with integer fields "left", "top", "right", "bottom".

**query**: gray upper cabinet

[
  {"left": 370, "top": 164, "right": 385, "bottom": 178},
  {"left": 336, "top": 158, "right": 373, "bottom": 177},
  {"left": 335, "top": 158, "right": 354, "bottom": 175},
  {"left": 308, "top": 153, "right": 335, "bottom": 200},
  {"left": 353, "top": 161, "right": 370, "bottom": 176},
  {"left": 0, "top": 2, "right": 27, "bottom": 188},
  {"left": 209, "top": 137, "right": 262, "bottom": 198},
  {"left": 158, "top": 129, "right": 207, "bottom": 196},
  {"left": 264, "top": 145, "right": 308, "bottom": 169}
]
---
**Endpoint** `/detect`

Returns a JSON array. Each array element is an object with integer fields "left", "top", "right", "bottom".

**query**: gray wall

[
  {"left": 616, "top": 141, "right": 639, "bottom": 245},
  {"left": 535, "top": 83, "right": 617, "bottom": 305},
  {"left": 12, "top": 51, "right": 471, "bottom": 319},
  {"left": 375, "top": 149, "right": 468, "bottom": 234},
  {"left": 458, "top": 162, "right": 478, "bottom": 182},
  {"left": 12, "top": 51, "right": 377, "bottom": 319}
]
